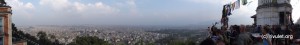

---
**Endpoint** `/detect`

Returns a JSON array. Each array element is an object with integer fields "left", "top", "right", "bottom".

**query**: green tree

[
  {"left": 12, "top": 23, "right": 39, "bottom": 45},
  {"left": 12, "top": 23, "right": 62, "bottom": 45},
  {"left": 68, "top": 36, "right": 110, "bottom": 45},
  {"left": 37, "top": 31, "right": 53, "bottom": 45}
]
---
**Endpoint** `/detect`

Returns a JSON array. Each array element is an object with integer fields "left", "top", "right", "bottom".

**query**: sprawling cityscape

[
  {"left": 17, "top": 25, "right": 209, "bottom": 45},
  {"left": 0, "top": 0, "right": 299, "bottom": 45}
]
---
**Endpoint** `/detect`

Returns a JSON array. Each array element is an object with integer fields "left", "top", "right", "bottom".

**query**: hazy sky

[{"left": 6, "top": 0, "right": 300, "bottom": 26}]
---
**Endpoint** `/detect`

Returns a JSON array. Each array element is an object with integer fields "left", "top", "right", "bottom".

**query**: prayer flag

[
  {"left": 231, "top": 2, "right": 236, "bottom": 11},
  {"left": 225, "top": 5, "right": 232, "bottom": 16},
  {"left": 235, "top": 0, "right": 240, "bottom": 9},
  {"left": 242, "top": 0, "right": 247, "bottom": 5}
]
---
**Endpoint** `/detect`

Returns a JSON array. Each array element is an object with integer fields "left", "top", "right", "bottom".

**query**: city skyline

[{"left": 6, "top": 0, "right": 300, "bottom": 26}]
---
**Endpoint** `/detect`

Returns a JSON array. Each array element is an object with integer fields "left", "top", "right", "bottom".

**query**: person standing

[
  {"left": 262, "top": 25, "right": 272, "bottom": 45},
  {"left": 236, "top": 25, "right": 253, "bottom": 45}
]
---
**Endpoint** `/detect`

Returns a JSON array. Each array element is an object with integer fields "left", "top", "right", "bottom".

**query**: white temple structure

[{"left": 252, "top": 0, "right": 293, "bottom": 25}]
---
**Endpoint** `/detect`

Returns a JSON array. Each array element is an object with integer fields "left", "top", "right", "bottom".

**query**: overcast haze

[{"left": 6, "top": 0, "right": 300, "bottom": 26}]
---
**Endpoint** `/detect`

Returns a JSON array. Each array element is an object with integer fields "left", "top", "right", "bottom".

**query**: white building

[{"left": 252, "top": 0, "right": 293, "bottom": 25}]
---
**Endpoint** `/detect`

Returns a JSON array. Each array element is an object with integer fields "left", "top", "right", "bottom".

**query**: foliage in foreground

[{"left": 68, "top": 36, "right": 110, "bottom": 45}]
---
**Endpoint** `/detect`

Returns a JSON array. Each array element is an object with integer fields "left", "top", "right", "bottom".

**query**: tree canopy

[{"left": 68, "top": 36, "right": 109, "bottom": 45}]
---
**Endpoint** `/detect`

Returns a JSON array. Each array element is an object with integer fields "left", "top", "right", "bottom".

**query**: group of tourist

[{"left": 200, "top": 24, "right": 300, "bottom": 45}]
